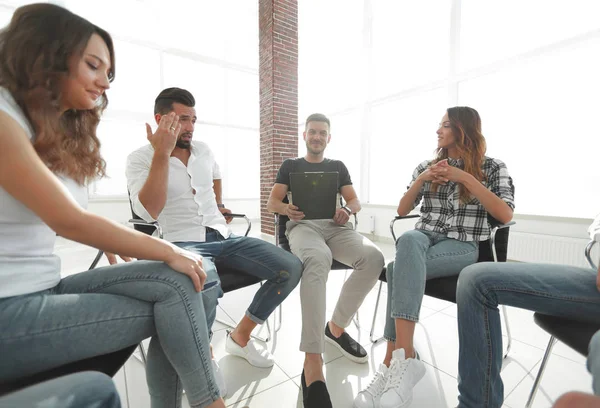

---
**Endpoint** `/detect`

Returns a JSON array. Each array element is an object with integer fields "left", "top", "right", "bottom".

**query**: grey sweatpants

[{"left": 287, "top": 220, "right": 385, "bottom": 354}]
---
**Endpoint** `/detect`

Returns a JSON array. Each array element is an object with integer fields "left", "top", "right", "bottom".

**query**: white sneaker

[
  {"left": 225, "top": 333, "right": 275, "bottom": 368},
  {"left": 379, "top": 349, "right": 426, "bottom": 408},
  {"left": 212, "top": 359, "right": 227, "bottom": 398},
  {"left": 354, "top": 363, "right": 389, "bottom": 408}
]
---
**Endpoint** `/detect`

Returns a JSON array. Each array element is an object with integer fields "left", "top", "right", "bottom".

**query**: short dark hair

[
  {"left": 305, "top": 113, "right": 330, "bottom": 130},
  {"left": 154, "top": 87, "right": 195, "bottom": 114}
]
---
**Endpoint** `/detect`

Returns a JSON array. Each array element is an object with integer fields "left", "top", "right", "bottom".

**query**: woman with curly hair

[{"left": 0, "top": 4, "right": 224, "bottom": 408}]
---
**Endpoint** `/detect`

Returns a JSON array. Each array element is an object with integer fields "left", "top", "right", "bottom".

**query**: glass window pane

[
  {"left": 105, "top": 40, "right": 161, "bottom": 114},
  {"left": 460, "top": 0, "right": 600, "bottom": 71},
  {"left": 458, "top": 38, "right": 600, "bottom": 218},
  {"left": 371, "top": 1, "right": 451, "bottom": 98},
  {"left": 225, "top": 0, "right": 258, "bottom": 68},
  {"left": 368, "top": 88, "right": 448, "bottom": 205},
  {"left": 162, "top": 54, "right": 226, "bottom": 124},
  {"left": 299, "top": 0, "right": 363, "bottom": 117},
  {"left": 227, "top": 69, "right": 259, "bottom": 128},
  {"left": 225, "top": 128, "right": 259, "bottom": 199},
  {"left": 324, "top": 110, "right": 362, "bottom": 198},
  {"left": 95, "top": 118, "right": 148, "bottom": 196}
]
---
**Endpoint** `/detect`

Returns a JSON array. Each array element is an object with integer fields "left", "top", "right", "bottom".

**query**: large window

[
  {"left": 299, "top": 0, "right": 600, "bottom": 218},
  {"left": 0, "top": 1, "right": 259, "bottom": 199}
]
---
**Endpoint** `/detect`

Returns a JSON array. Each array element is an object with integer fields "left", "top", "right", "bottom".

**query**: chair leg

[
  {"left": 353, "top": 310, "right": 361, "bottom": 329},
  {"left": 370, "top": 281, "right": 385, "bottom": 343},
  {"left": 525, "top": 336, "right": 558, "bottom": 408},
  {"left": 275, "top": 304, "right": 283, "bottom": 333},
  {"left": 135, "top": 342, "right": 147, "bottom": 365},
  {"left": 502, "top": 305, "right": 512, "bottom": 359}
]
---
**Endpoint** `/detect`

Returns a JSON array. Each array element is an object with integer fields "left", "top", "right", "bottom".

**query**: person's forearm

[
  {"left": 56, "top": 209, "right": 177, "bottom": 262},
  {"left": 345, "top": 198, "right": 361, "bottom": 214},
  {"left": 267, "top": 197, "right": 288, "bottom": 214},
  {"left": 398, "top": 179, "right": 424, "bottom": 216},
  {"left": 461, "top": 174, "right": 513, "bottom": 224},
  {"left": 213, "top": 179, "right": 223, "bottom": 204},
  {"left": 138, "top": 151, "right": 170, "bottom": 219}
]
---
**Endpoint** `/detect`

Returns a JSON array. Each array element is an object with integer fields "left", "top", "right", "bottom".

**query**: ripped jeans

[{"left": 175, "top": 230, "right": 302, "bottom": 328}]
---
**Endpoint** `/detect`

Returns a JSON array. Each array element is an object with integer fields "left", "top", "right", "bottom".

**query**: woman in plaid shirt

[{"left": 355, "top": 106, "right": 515, "bottom": 408}]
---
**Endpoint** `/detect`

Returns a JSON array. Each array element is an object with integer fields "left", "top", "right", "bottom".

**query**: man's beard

[
  {"left": 176, "top": 133, "right": 192, "bottom": 149},
  {"left": 306, "top": 142, "right": 323, "bottom": 155}
]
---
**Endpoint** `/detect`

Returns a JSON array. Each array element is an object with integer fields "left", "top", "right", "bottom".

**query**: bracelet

[
  {"left": 342, "top": 206, "right": 352, "bottom": 215},
  {"left": 217, "top": 204, "right": 225, "bottom": 209}
]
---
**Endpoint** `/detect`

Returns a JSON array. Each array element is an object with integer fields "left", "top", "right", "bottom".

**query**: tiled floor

[{"left": 54, "top": 222, "right": 593, "bottom": 408}]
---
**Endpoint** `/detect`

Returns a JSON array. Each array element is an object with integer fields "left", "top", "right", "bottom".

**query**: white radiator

[{"left": 508, "top": 232, "right": 598, "bottom": 268}]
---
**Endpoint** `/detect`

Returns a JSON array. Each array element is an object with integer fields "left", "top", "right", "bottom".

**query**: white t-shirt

[
  {"left": 126, "top": 141, "right": 229, "bottom": 243},
  {"left": 0, "top": 87, "right": 87, "bottom": 298}
]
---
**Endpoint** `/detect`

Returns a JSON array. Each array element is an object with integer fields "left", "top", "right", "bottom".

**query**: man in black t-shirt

[{"left": 267, "top": 113, "right": 385, "bottom": 407}]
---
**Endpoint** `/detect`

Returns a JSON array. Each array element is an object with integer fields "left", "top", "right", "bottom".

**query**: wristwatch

[
  {"left": 217, "top": 204, "right": 225, "bottom": 209},
  {"left": 342, "top": 206, "right": 352, "bottom": 215}
]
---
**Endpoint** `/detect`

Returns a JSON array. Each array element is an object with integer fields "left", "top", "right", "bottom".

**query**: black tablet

[{"left": 289, "top": 172, "right": 339, "bottom": 220}]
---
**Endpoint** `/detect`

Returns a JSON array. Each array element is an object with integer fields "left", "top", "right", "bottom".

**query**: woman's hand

[
  {"left": 165, "top": 248, "right": 206, "bottom": 292},
  {"left": 429, "top": 160, "right": 469, "bottom": 185},
  {"left": 596, "top": 265, "right": 600, "bottom": 292}
]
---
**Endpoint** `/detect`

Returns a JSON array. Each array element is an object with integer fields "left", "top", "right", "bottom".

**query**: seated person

[
  {"left": 554, "top": 329, "right": 600, "bottom": 407},
  {"left": 0, "top": 5, "right": 224, "bottom": 408},
  {"left": 355, "top": 106, "right": 515, "bottom": 408},
  {"left": 0, "top": 372, "right": 121, "bottom": 408},
  {"left": 126, "top": 87, "right": 303, "bottom": 369},
  {"left": 456, "top": 212, "right": 600, "bottom": 408},
  {"left": 267, "top": 113, "right": 385, "bottom": 408}
]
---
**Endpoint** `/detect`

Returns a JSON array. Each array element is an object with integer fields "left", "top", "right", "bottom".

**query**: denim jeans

[
  {"left": 0, "top": 261, "right": 220, "bottom": 408},
  {"left": 383, "top": 229, "right": 478, "bottom": 341},
  {"left": 589, "top": 330, "right": 600, "bottom": 395},
  {"left": 0, "top": 372, "right": 121, "bottom": 408},
  {"left": 175, "top": 231, "right": 302, "bottom": 328},
  {"left": 456, "top": 262, "right": 600, "bottom": 408}
]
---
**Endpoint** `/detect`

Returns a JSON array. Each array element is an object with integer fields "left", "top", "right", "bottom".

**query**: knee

[
  {"left": 395, "top": 230, "right": 427, "bottom": 251},
  {"left": 553, "top": 392, "right": 598, "bottom": 408},
  {"left": 456, "top": 263, "right": 493, "bottom": 303},
  {"left": 78, "top": 372, "right": 120, "bottom": 405},
  {"left": 590, "top": 330, "right": 600, "bottom": 356},
  {"left": 299, "top": 248, "right": 333, "bottom": 269},
  {"left": 276, "top": 256, "right": 303, "bottom": 286}
]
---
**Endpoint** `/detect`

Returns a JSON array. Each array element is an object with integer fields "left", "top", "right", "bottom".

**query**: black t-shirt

[{"left": 275, "top": 158, "right": 352, "bottom": 205}]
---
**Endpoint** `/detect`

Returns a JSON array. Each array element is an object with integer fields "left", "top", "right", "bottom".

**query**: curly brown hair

[
  {"left": 433, "top": 106, "right": 487, "bottom": 203},
  {"left": 0, "top": 3, "right": 115, "bottom": 184}
]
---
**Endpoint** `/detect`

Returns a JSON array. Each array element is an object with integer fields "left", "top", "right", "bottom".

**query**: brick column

[{"left": 259, "top": 0, "right": 298, "bottom": 236}]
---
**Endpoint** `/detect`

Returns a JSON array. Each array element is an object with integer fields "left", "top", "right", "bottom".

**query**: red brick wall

[{"left": 259, "top": 0, "right": 299, "bottom": 235}]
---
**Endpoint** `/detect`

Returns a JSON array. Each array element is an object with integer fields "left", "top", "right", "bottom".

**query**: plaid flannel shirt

[{"left": 409, "top": 156, "right": 515, "bottom": 242}]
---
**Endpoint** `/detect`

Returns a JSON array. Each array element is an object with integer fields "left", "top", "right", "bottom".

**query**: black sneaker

[
  {"left": 301, "top": 370, "right": 333, "bottom": 408},
  {"left": 324, "top": 322, "right": 368, "bottom": 363}
]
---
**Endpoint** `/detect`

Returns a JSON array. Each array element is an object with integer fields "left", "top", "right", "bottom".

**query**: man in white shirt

[{"left": 126, "top": 88, "right": 302, "bottom": 369}]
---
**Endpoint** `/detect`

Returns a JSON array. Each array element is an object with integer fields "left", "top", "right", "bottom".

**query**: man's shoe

[
  {"left": 225, "top": 332, "right": 275, "bottom": 368},
  {"left": 379, "top": 348, "right": 426, "bottom": 408},
  {"left": 325, "top": 323, "right": 368, "bottom": 363},
  {"left": 353, "top": 363, "right": 389, "bottom": 408},
  {"left": 301, "top": 370, "right": 333, "bottom": 408},
  {"left": 212, "top": 359, "right": 227, "bottom": 398}
]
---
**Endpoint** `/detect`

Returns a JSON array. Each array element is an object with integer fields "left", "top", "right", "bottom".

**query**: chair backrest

[
  {"left": 128, "top": 192, "right": 156, "bottom": 236},
  {"left": 477, "top": 215, "right": 510, "bottom": 263}
]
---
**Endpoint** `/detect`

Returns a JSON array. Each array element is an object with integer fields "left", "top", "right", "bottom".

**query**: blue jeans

[
  {"left": 0, "top": 372, "right": 120, "bottom": 408},
  {"left": 0, "top": 261, "right": 220, "bottom": 408},
  {"left": 456, "top": 262, "right": 600, "bottom": 408},
  {"left": 589, "top": 330, "right": 600, "bottom": 395},
  {"left": 383, "top": 229, "right": 478, "bottom": 341},
  {"left": 175, "top": 231, "right": 302, "bottom": 328}
]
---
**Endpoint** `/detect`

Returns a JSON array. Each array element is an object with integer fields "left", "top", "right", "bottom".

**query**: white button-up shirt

[{"left": 126, "top": 141, "right": 230, "bottom": 243}]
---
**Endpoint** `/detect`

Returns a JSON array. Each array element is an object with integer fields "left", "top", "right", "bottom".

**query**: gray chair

[{"left": 525, "top": 239, "right": 600, "bottom": 407}]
